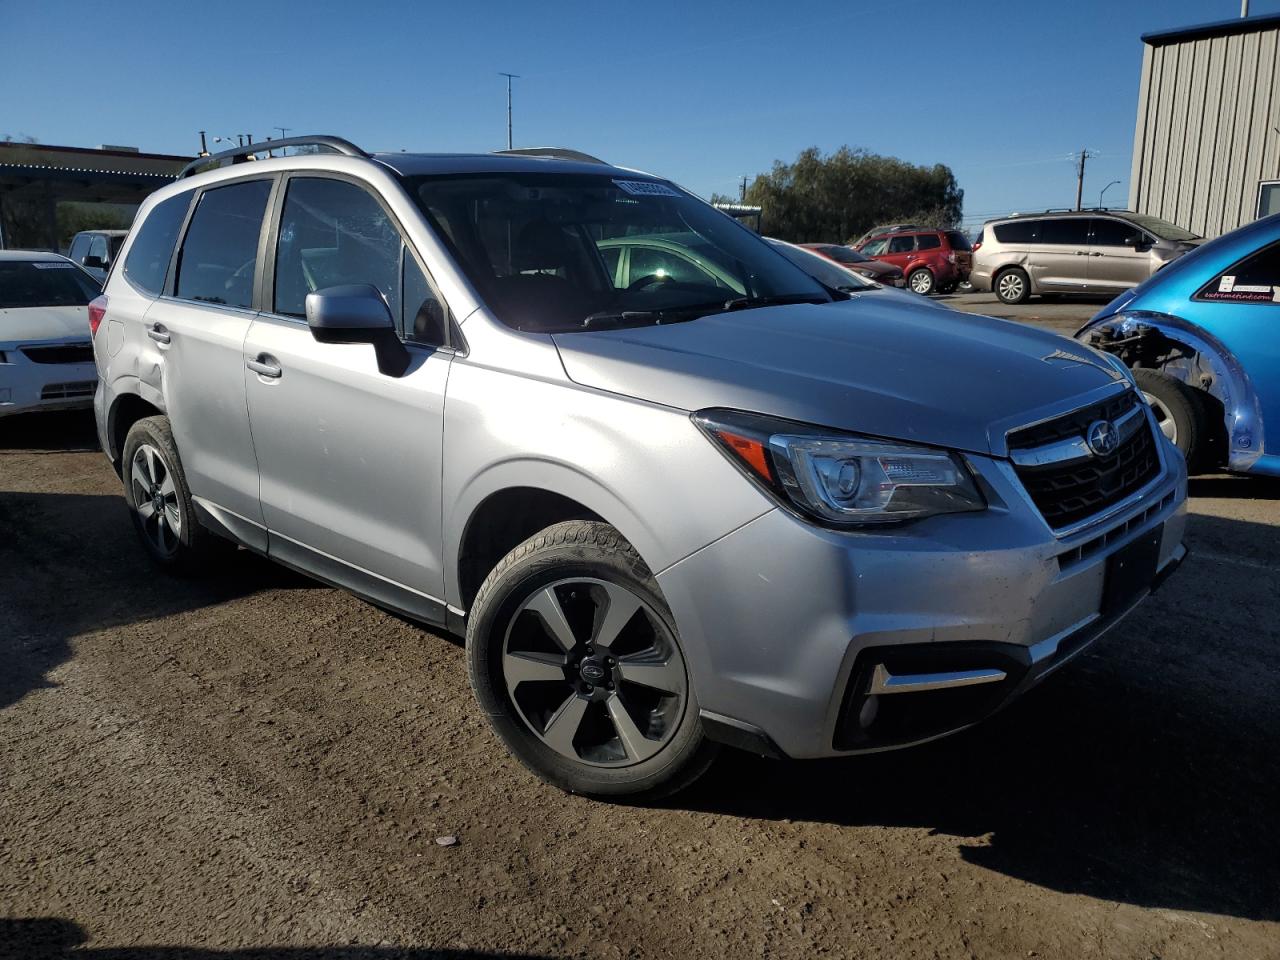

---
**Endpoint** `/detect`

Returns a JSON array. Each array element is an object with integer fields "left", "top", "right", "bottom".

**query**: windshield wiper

[
  {"left": 720, "top": 293, "right": 831, "bottom": 312},
  {"left": 582, "top": 309, "right": 668, "bottom": 328}
]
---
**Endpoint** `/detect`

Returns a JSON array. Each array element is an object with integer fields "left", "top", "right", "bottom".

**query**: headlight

[
  {"left": 856, "top": 269, "right": 876, "bottom": 278},
  {"left": 694, "top": 409, "right": 985, "bottom": 527}
]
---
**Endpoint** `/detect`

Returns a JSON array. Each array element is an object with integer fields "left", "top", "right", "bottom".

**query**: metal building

[
  {"left": 1129, "top": 13, "right": 1280, "bottom": 239},
  {"left": 0, "top": 142, "right": 189, "bottom": 253}
]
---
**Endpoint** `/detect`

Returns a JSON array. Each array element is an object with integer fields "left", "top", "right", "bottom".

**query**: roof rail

[
  {"left": 179, "top": 135, "right": 367, "bottom": 179},
  {"left": 493, "top": 146, "right": 607, "bottom": 165}
]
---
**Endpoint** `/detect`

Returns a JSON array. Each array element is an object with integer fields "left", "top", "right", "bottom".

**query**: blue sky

[{"left": 5, "top": 0, "right": 1278, "bottom": 231}]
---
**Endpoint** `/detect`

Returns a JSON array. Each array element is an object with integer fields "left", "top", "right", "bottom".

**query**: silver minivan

[
  {"left": 971, "top": 211, "right": 1200, "bottom": 304},
  {"left": 90, "top": 137, "right": 1188, "bottom": 799}
]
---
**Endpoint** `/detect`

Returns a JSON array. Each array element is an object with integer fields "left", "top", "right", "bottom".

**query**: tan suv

[{"left": 971, "top": 210, "right": 1200, "bottom": 304}]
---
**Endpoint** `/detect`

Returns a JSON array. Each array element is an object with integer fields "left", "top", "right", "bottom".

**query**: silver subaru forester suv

[{"left": 91, "top": 137, "right": 1187, "bottom": 799}]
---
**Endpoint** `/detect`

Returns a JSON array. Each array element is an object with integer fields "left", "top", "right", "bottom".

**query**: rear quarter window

[
  {"left": 123, "top": 192, "right": 193, "bottom": 295},
  {"left": 993, "top": 220, "right": 1038, "bottom": 244},
  {"left": 1194, "top": 241, "right": 1280, "bottom": 304},
  {"left": 945, "top": 231, "right": 972, "bottom": 251}
]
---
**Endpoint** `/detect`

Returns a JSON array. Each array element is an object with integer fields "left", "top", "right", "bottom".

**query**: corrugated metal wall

[{"left": 1130, "top": 26, "right": 1280, "bottom": 238}]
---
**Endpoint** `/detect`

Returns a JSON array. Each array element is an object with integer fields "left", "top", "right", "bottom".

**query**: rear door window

[
  {"left": 887, "top": 236, "right": 915, "bottom": 254},
  {"left": 1195, "top": 242, "right": 1280, "bottom": 304},
  {"left": 1037, "top": 219, "right": 1091, "bottom": 245},
  {"left": 916, "top": 234, "right": 941, "bottom": 250},
  {"left": 175, "top": 179, "right": 273, "bottom": 308},
  {"left": 993, "top": 220, "right": 1038, "bottom": 244},
  {"left": 123, "top": 192, "right": 193, "bottom": 295}
]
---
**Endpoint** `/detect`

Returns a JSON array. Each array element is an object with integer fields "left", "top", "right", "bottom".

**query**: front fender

[{"left": 1077, "top": 311, "right": 1265, "bottom": 472}]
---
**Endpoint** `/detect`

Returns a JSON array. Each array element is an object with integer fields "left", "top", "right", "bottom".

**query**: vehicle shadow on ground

[
  {"left": 1188, "top": 472, "right": 1280, "bottom": 501},
  {"left": 0, "top": 490, "right": 318, "bottom": 712},
  {"left": 677, "top": 512, "right": 1280, "bottom": 923},
  {"left": 1, "top": 917, "right": 553, "bottom": 960},
  {"left": 0, "top": 410, "right": 99, "bottom": 453}
]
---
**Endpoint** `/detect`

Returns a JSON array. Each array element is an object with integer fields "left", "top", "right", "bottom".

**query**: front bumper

[
  {"left": 0, "top": 346, "right": 96, "bottom": 418},
  {"left": 657, "top": 440, "right": 1188, "bottom": 759}
]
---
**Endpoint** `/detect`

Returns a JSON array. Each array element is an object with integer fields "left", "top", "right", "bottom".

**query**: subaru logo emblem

[
  {"left": 1086, "top": 419, "right": 1119, "bottom": 457},
  {"left": 580, "top": 660, "right": 607, "bottom": 682}
]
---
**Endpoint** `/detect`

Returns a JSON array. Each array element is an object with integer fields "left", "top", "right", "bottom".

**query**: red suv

[{"left": 854, "top": 228, "right": 971, "bottom": 295}]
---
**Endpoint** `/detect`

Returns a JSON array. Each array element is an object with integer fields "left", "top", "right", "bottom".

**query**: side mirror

[
  {"left": 305, "top": 284, "right": 410, "bottom": 377},
  {"left": 83, "top": 255, "right": 106, "bottom": 269}
]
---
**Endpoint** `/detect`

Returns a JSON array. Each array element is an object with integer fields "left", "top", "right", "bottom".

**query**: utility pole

[
  {"left": 1073, "top": 148, "right": 1097, "bottom": 210},
  {"left": 197, "top": 131, "right": 209, "bottom": 157},
  {"left": 275, "top": 126, "right": 291, "bottom": 141},
  {"left": 499, "top": 72, "right": 520, "bottom": 150},
  {"left": 740, "top": 175, "right": 748, "bottom": 203}
]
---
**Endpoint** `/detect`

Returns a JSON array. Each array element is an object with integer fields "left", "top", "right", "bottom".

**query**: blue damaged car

[{"left": 1077, "top": 212, "right": 1280, "bottom": 477}]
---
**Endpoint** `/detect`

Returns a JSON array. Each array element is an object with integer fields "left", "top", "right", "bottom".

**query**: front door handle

[
  {"left": 147, "top": 324, "right": 170, "bottom": 344},
  {"left": 246, "top": 355, "right": 282, "bottom": 379}
]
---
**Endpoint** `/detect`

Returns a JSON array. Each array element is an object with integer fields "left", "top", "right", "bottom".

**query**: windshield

[
  {"left": 406, "top": 173, "right": 829, "bottom": 331},
  {"left": 815, "top": 244, "right": 870, "bottom": 264},
  {"left": 0, "top": 260, "right": 100, "bottom": 309},
  {"left": 767, "top": 239, "right": 874, "bottom": 290},
  {"left": 1123, "top": 213, "right": 1200, "bottom": 242}
]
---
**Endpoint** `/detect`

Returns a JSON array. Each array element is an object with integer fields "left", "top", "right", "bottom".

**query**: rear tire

[
  {"left": 466, "top": 520, "right": 717, "bottom": 800},
  {"left": 908, "top": 268, "right": 935, "bottom": 295},
  {"left": 1133, "top": 368, "right": 1208, "bottom": 470},
  {"left": 994, "top": 267, "right": 1030, "bottom": 304},
  {"left": 121, "top": 416, "right": 223, "bottom": 573}
]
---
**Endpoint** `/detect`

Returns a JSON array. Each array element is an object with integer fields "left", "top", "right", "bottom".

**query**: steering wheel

[{"left": 627, "top": 273, "right": 674, "bottom": 292}]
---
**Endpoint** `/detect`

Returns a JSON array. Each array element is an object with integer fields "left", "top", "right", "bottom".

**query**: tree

[{"left": 737, "top": 146, "right": 963, "bottom": 243}]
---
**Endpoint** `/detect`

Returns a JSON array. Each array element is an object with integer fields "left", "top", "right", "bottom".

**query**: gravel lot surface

[{"left": 3, "top": 384, "right": 1279, "bottom": 958}]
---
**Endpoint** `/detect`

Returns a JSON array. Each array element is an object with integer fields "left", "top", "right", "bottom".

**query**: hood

[
  {"left": 0, "top": 305, "right": 91, "bottom": 346},
  {"left": 553, "top": 299, "right": 1122, "bottom": 455},
  {"left": 858, "top": 260, "right": 902, "bottom": 277}
]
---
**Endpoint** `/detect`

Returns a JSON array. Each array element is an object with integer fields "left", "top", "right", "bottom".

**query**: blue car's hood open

[{"left": 553, "top": 299, "right": 1124, "bottom": 456}]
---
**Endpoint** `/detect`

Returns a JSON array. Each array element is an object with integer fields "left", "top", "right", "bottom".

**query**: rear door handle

[
  {"left": 147, "top": 324, "right": 170, "bottom": 344},
  {"left": 246, "top": 355, "right": 282, "bottom": 379}
]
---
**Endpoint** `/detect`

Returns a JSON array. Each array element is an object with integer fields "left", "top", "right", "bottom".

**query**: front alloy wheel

[
  {"left": 504, "top": 578, "right": 686, "bottom": 766},
  {"left": 466, "top": 521, "right": 716, "bottom": 799}
]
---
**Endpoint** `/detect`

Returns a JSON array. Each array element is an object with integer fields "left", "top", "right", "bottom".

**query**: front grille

[
  {"left": 1010, "top": 392, "right": 1162, "bottom": 530},
  {"left": 40, "top": 381, "right": 95, "bottom": 400},
  {"left": 22, "top": 343, "right": 94, "bottom": 365}
]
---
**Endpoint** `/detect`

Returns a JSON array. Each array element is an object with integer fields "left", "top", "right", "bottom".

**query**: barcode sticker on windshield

[
  {"left": 614, "top": 180, "right": 680, "bottom": 197},
  {"left": 32, "top": 262, "right": 74, "bottom": 269}
]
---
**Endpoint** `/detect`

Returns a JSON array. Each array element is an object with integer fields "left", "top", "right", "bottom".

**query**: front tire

[
  {"left": 908, "top": 268, "right": 936, "bottom": 295},
  {"left": 121, "top": 415, "right": 222, "bottom": 572},
  {"left": 1133, "top": 368, "right": 1208, "bottom": 469},
  {"left": 466, "top": 521, "right": 716, "bottom": 800}
]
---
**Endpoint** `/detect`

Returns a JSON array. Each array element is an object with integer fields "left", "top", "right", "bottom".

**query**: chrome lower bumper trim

[{"left": 868, "top": 663, "right": 1007, "bottom": 695}]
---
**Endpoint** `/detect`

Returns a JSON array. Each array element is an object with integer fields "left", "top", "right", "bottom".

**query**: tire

[
  {"left": 1132, "top": 368, "right": 1208, "bottom": 470},
  {"left": 466, "top": 520, "right": 717, "bottom": 800},
  {"left": 121, "top": 415, "right": 223, "bottom": 572},
  {"left": 994, "top": 267, "right": 1030, "bottom": 304},
  {"left": 908, "top": 268, "right": 935, "bottom": 296}
]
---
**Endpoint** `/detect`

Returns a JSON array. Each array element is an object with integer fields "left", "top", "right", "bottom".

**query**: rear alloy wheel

[
  {"left": 995, "top": 267, "right": 1030, "bottom": 304},
  {"left": 467, "top": 521, "right": 715, "bottom": 799},
  {"left": 908, "top": 268, "right": 935, "bottom": 295},
  {"left": 121, "top": 415, "right": 224, "bottom": 572}
]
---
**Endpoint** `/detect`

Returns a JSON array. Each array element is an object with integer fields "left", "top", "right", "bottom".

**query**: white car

[{"left": 0, "top": 251, "right": 102, "bottom": 417}]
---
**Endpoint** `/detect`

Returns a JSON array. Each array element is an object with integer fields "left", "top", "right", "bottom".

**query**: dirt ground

[{"left": 2, "top": 400, "right": 1278, "bottom": 960}]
